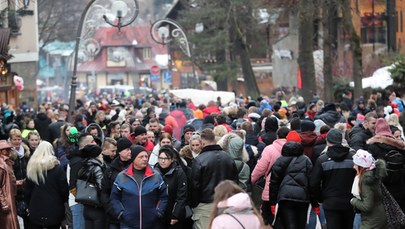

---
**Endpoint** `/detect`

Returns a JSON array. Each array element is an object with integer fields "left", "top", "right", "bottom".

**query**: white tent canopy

[
  {"left": 169, "top": 89, "right": 235, "bottom": 106},
  {"left": 349, "top": 65, "right": 394, "bottom": 89}
]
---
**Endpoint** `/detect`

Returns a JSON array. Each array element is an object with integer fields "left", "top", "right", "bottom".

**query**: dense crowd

[{"left": 0, "top": 89, "right": 405, "bottom": 229}]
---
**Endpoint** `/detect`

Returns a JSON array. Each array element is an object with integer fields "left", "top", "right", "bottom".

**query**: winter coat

[
  {"left": 312, "top": 135, "right": 327, "bottom": 164},
  {"left": 67, "top": 145, "right": 82, "bottom": 190},
  {"left": 269, "top": 142, "right": 313, "bottom": 205},
  {"left": 0, "top": 157, "right": 18, "bottom": 229},
  {"left": 260, "top": 117, "right": 279, "bottom": 146},
  {"left": 315, "top": 111, "right": 345, "bottom": 128},
  {"left": 202, "top": 106, "right": 221, "bottom": 117},
  {"left": 190, "top": 144, "right": 238, "bottom": 208},
  {"left": 310, "top": 145, "right": 356, "bottom": 210},
  {"left": 100, "top": 157, "right": 132, "bottom": 223},
  {"left": 367, "top": 135, "right": 405, "bottom": 209},
  {"left": 77, "top": 158, "right": 104, "bottom": 197},
  {"left": 12, "top": 143, "right": 30, "bottom": 201},
  {"left": 154, "top": 163, "right": 188, "bottom": 225},
  {"left": 48, "top": 120, "right": 66, "bottom": 145},
  {"left": 251, "top": 139, "right": 286, "bottom": 201},
  {"left": 110, "top": 166, "right": 168, "bottom": 229},
  {"left": 299, "top": 131, "right": 318, "bottom": 161},
  {"left": 351, "top": 160, "right": 387, "bottom": 229},
  {"left": 34, "top": 112, "right": 51, "bottom": 142},
  {"left": 211, "top": 193, "right": 262, "bottom": 229},
  {"left": 219, "top": 134, "right": 250, "bottom": 190},
  {"left": 24, "top": 164, "right": 69, "bottom": 227},
  {"left": 349, "top": 124, "right": 373, "bottom": 151}
]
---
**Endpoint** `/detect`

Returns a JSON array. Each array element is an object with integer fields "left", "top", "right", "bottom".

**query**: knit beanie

[
  {"left": 183, "top": 124, "right": 195, "bottom": 134},
  {"left": 162, "top": 125, "right": 174, "bottom": 136},
  {"left": 80, "top": 144, "right": 102, "bottom": 158},
  {"left": 130, "top": 145, "right": 147, "bottom": 160},
  {"left": 375, "top": 118, "right": 394, "bottom": 137},
  {"left": 301, "top": 120, "right": 315, "bottom": 132},
  {"left": 286, "top": 130, "right": 301, "bottom": 143},
  {"left": 116, "top": 138, "right": 133, "bottom": 153},
  {"left": 133, "top": 125, "right": 147, "bottom": 137},
  {"left": 326, "top": 128, "right": 342, "bottom": 145}
]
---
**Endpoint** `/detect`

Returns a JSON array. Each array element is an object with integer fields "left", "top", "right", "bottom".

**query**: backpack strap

[{"left": 225, "top": 213, "right": 246, "bottom": 229}]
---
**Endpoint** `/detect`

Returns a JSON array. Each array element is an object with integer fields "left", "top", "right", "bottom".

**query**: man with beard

[
  {"left": 148, "top": 118, "right": 162, "bottom": 145},
  {"left": 130, "top": 125, "right": 154, "bottom": 154}
]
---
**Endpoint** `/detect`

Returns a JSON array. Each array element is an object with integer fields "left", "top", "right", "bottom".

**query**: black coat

[
  {"left": 48, "top": 120, "right": 66, "bottom": 145},
  {"left": 24, "top": 164, "right": 69, "bottom": 226},
  {"left": 77, "top": 158, "right": 104, "bottom": 191},
  {"left": 155, "top": 163, "right": 188, "bottom": 223},
  {"left": 349, "top": 124, "right": 373, "bottom": 151},
  {"left": 67, "top": 146, "right": 82, "bottom": 190},
  {"left": 190, "top": 144, "right": 238, "bottom": 208},
  {"left": 315, "top": 111, "right": 345, "bottom": 128},
  {"left": 34, "top": 112, "right": 52, "bottom": 142},
  {"left": 269, "top": 142, "right": 313, "bottom": 205},
  {"left": 310, "top": 145, "right": 356, "bottom": 210}
]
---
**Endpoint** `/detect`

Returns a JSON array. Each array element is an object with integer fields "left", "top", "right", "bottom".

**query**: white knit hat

[{"left": 353, "top": 149, "right": 376, "bottom": 170}]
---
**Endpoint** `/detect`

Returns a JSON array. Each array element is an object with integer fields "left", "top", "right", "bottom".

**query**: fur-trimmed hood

[
  {"left": 218, "top": 133, "right": 249, "bottom": 162},
  {"left": 9, "top": 142, "right": 30, "bottom": 161},
  {"left": 367, "top": 135, "right": 405, "bottom": 150}
]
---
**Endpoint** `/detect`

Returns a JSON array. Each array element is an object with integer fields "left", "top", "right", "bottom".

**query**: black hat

[
  {"left": 301, "top": 120, "right": 315, "bottom": 132},
  {"left": 133, "top": 125, "right": 147, "bottom": 137},
  {"left": 326, "top": 128, "right": 342, "bottom": 145},
  {"left": 183, "top": 124, "right": 195, "bottom": 134},
  {"left": 130, "top": 145, "right": 147, "bottom": 160},
  {"left": 80, "top": 144, "right": 102, "bottom": 158},
  {"left": 117, "top": 138, "right": 133, "bottom": 153}
]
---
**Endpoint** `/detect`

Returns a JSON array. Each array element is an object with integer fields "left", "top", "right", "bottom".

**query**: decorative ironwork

[{"left": 151, "top": 18, "right": 191, "bottom": 58}]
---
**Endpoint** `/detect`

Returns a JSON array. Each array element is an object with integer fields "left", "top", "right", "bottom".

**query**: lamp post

[
  {"left": 150, "top": 19, "right": 197, "bottom": 89},
  {"left": 67, "top": 0, "right": 139, "bottom": 122}
]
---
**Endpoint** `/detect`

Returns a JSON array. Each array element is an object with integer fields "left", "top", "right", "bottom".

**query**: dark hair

[
  {"left": 216, "top": 115, "right": 227, "bottom": 125},
  {"left": 276, "top": 126, "right": 290, "bottom": 139},
  {"left": 159, "top": 145, "right": 175, "bottom": 159},
  {"left": 241, "top": 121, "right": 253, "bottom": 132},
  {"left": 236, "top": 108, "right": 247, "bottom": 118},
  {"left": 365, "top": 112, "right": 378, "bottom": 121},
  {"left": 320, "top": 125, "right": 331, "bottom": 135},
  {"left": 159, "top": 132, "right": 173, "bottom": 144}
]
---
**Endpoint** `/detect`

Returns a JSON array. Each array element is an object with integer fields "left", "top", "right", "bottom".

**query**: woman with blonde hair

[
  {"left": 208, "top": 180, "right": 264, "bottom": 229},
  {"left": 24, "top": 141, "right": 69, "bottom": 229}
]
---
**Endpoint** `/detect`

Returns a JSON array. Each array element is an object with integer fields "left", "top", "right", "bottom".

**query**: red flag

[{"left": 297, "top": 67, "right": 302, "bottom": 89}]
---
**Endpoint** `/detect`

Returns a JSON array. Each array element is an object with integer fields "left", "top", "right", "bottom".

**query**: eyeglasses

[{"left": 158, "top": 157, "right": 171, "bottom": 161}]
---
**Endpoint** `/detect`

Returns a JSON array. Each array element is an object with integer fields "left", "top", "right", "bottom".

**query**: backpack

[{"left": 384, "top": 150, "right": 405, "bottom": 184}]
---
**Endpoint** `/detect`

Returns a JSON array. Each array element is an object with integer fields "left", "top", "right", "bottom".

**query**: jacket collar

[
  {"left": 200, "top": 144, "right": 223, "bottom": 155},
  {"left": 125, "top": 164, "right": 154, "bottom": 177}
]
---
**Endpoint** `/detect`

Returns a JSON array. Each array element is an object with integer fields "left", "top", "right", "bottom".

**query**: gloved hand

[
  {"left": 271, "top": 205, "right": 276, "bottom": 215},
  {"left": 312, "top": 207, "right": 320, "bottom": 215}
]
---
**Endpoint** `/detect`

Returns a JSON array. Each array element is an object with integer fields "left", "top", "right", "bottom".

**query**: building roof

[{"left": 78, "top": 24, "right": 168, "bottom": 73}]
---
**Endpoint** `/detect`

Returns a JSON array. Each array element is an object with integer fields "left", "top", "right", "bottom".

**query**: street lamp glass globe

[
  {"left": 111, "top": 1, "right": 129, "bottom": 18},
  {"left": 157, "top": 27, "right": 170, "bottom": 39}
]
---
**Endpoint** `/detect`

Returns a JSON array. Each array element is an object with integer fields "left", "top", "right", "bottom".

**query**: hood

[
  {"left": 219, "top": 133, "right": 244, "bottom": 160},
  {"left": 170, "top": 110, "right": 186, "bottom": 119},
  {"left": 217, "top": 192, "right": 253, "bottom": 211},
  {"left": 300, "top": 132, "right": 318, "bottom": 146},
  {"left": 265, "top": 116, "right": 279, "bottom": 132},
  {"left": 367, "top": 135, "right": 405, "bottom": 150},
  {"left": 374, "top": 159, "right": 388, "bottom": 180},
  {"left": 281, "top": 141, "right": 304, "bottom": 157},
  {"left": 85, "top": 123, "right": 105, "bottom": 144},
  {"left": 327, "top": 145, "right": 350, "bottom": 161}
]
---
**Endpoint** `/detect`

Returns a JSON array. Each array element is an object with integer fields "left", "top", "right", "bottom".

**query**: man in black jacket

[
  {"left": 190, "top": 128, "right": 238, "bottom": 229},
  {"left": 310, "top": 128, "right": 356, "bottom": 229},
  {"left": 48, "top": 109, "right": 67, "bottom": 144},
  {"left": 349, "top": 112, "right": 377, "bottom": 151}
]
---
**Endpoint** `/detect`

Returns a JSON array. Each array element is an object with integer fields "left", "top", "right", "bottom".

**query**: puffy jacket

[
  {"left": 251, "top": 139, "right": 286, "bottom": 201},
  {"left": 211, "top": 193, "right": 262, "bottom": 229},
  {"left": 77, "top": 158, "right": 104, "bottom": 206},
  {"left": 154, "top": 163, "right": 188, "bottom": 223},
  {"left": 110, "top": 166, "right": 168, "bottom": 229},
  {"left": 190, "top": 144, "right": 238, "bottom": 208},
  {"left": 349, "top": 124, "right": 373, "bottom": 151},
  {"left": 269, "top": 142, "right": 313, "bottom": 205},
  {"left": 310, "top": 145, "right": 356, "bottom": 210}
]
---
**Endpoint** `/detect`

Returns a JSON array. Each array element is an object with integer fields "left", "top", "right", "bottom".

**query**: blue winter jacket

[{"left": 110, "top": 165, "right": 168, "bottom": 229}]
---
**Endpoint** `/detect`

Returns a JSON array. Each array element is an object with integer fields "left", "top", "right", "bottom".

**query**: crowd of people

[{"left": 0, "top": 89, "right": 404, "bottom": 229}]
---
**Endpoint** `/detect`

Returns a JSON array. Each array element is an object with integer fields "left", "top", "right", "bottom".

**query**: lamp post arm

[{"left": 68, "top": 0, "right": 97, "bottom": 122}]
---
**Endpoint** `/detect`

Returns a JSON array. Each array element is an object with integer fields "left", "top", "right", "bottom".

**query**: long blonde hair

[
  {"left": 27, "top": 141, "right": 59, "bottom": 185},
  {"left": 208, "top": 180, "right": 264, "bottom": 228}
]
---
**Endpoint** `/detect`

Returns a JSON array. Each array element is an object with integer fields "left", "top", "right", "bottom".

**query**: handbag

[
  {"left": 381, "top": 183, "right": 405, "bottom": 229},
  {"left": 75, "top": 179, "right": 101, "bottom": 207}
]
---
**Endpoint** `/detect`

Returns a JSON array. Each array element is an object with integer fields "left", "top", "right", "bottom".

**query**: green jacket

[{"left": 351, "top": 160, "right": 388, "bottom": 229}]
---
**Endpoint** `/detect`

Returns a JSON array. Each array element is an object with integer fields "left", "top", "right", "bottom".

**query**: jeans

[
  {"left": 306, "top": 206, "right": 327, "bottom": 229},
  {"left": 70, "top": 204, "right": 84, "bottom": 229},
  {"left": 353, "top": 213, "right": 361, "bottom": 229}
]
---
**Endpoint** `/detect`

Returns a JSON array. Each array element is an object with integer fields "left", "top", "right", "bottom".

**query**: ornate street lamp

[
  {"left": 150, "top": 19, "right": 198, "bottom": 89},
  {"left": 67, "top": 0, "right": 139, "bottom": 122}
]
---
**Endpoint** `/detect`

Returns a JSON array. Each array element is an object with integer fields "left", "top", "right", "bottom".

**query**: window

[
  {"left": 143, "top": 48, "right": 152, "bottom": 60},
  {"left": 360, "top": 12, "right": 387, "bottom": 44}
]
